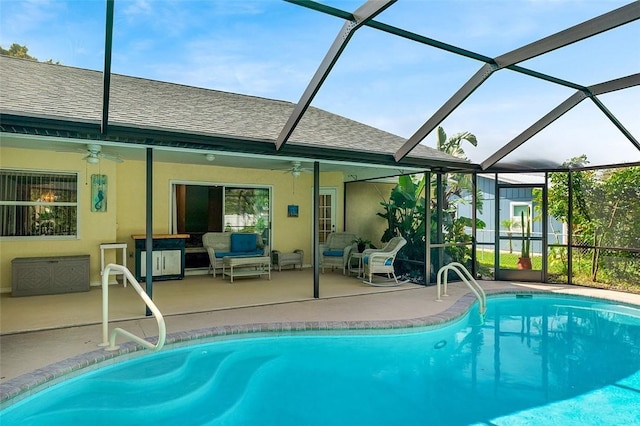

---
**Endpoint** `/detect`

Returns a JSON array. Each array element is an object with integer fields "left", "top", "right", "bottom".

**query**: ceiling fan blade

[{"left": 100, "top": 153, "right": 123, "bottom": 163}]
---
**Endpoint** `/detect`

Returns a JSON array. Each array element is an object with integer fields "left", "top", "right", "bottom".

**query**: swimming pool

[{"left": 1, "top": 294, "right": 639, "bottom": 425}]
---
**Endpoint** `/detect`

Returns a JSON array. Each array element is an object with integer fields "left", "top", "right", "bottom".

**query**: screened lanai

[{"left": 1, "top": 0, "right": 639, "bottom": 294}]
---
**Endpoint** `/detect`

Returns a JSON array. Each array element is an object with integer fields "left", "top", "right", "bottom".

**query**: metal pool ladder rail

[
  {"left": 436, "top": 262, "right": 486, "bottom": 315},
  {"left": 100, "top": 263, "right": 166, "bottom": 352}
]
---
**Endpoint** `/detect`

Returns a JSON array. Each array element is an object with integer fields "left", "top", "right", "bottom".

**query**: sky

[{"left": 1, "top": 0, "right": 638, "bottom": 168}]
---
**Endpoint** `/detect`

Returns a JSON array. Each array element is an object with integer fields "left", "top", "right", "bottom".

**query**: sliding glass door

[
  {"left": 172, "top": 182, "right": 272, "bottom": 270},
  {"left": 223, "top": 187, "right": 270, "bottom": 247}
]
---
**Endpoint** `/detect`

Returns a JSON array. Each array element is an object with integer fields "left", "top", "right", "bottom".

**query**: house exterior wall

[
  {"left": 0, "top": 145, "right": 346, "bottom": 292},
  {"left": 0, "top": 146, "right": 119, "bottom": 291},
  {"left": 345, "top": 181, "right": 395, "bottom": 248}
]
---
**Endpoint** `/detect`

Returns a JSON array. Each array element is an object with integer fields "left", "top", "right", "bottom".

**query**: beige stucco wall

[
  {"left": 115, "top": 160, "right": 346, "bottom": 259},
  {"left": 345, "top": 181, "right": 395, "bottom": 248},
  {"left": 0, "top": 145, "right": 347, "bottom": 292},
  {"left": 0, "top": 146, "right": 118, "bottom": 290}
]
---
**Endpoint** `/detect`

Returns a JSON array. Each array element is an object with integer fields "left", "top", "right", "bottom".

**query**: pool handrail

[
  {"left": 101, "top": 263, "right": 166, "bottom": 352},
  {"left": 436, "top": 262, "right": 487, "bottom": 314}
]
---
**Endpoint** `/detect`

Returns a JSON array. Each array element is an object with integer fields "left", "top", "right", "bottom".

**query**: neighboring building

[{"left": 458, "top": 174, "right": 566, "bottom": 256}]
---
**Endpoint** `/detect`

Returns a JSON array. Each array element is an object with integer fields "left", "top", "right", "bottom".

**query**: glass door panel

[
  {"left": 317, "top": 188, "right": 336, "bottom": 245},
  {"left": 496, "top": 184, "right": 544, "bottom": 281}
]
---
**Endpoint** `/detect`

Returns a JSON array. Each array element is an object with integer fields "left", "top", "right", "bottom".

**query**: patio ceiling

[
  {"left": 0, "top": 0, "right": 638, "bottom": 174},
  {"left": 0, "top": 132, "right": 424, "bottom": 181}
]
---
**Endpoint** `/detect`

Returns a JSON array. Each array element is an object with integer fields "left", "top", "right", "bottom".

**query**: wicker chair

[
  {"left": 362, "top": 236, "right": 407, "bottom": 286},
  {"left": 320, "top": 232, "right": 356, "bottom": 274},
  {"left": 202, "top": 232, "right": 265, "bottom": 277}
]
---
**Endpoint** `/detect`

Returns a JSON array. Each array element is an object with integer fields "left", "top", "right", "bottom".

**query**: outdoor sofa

[{"left": 202, "top": 232, "right": 266, "bottom": 277}]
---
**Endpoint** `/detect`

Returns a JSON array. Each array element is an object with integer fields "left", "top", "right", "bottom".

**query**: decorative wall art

[
  {"left": 287, "top": 204, "right": 299, "bottom": 217},
  {"left": 91, "top": 174, "right": 107, "bottom": 212}
]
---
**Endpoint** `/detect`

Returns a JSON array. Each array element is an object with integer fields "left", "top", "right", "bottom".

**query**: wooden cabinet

[
  {"left": 12, "top": 255, "right": 90, "bottom": 296},
  {"left": 132, "top": 234, "right": 188, "bottom": 281},
  {"left": 140, "top": 250, "right": 182, "bottom": 277}
]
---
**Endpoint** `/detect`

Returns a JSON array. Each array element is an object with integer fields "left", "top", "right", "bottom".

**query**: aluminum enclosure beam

[
  {"left": 481, "top": 73, "right": 640, "bottom": 170},
  {"left": 590, "top": 73, "right": 640, "bottom": 152},
  {"left": 145, "top": 147, "right": 153, "bottom": 316},
  {"left": 291, "top": 0, "right": 588, "bottom": 91},
  {"left": 101, "top": 0, "right": 115, "bottom": 135},
  {"left": 313, "top": 161, "right": 320, "bottom": 298},
  {"left": 590, "top": 96, "right": 640, "bottom": 152},
  {"left": 494, "top": 2, "right": 640, "bottom": 68},
  {"left": 590, "top": 73, "right": 640, "bottom": 96},
  {"left": 394, "top": 63, "right": 498, "bottom": 161},
  {"left": 275, "top": 0, "right": 396, "bottom": 151},
  {"left": 480, "top": 91, "right": 587, "bottom": 170},
  {"left": 393, "top": 3, "right": 639, "bottom": 162}
]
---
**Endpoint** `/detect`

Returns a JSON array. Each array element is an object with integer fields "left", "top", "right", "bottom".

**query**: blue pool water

[{"left": 2, "top": 295, "right": 640, "bottom": 425}]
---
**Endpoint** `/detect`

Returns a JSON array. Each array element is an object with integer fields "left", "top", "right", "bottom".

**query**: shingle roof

[{"left": 0, "top": 55, "right": 469, "bottom": 167}]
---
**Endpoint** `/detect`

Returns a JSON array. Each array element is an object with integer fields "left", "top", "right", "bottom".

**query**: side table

[
  {"left": 100, "top": 242, "right": 128, "bottom": 286},
  {"left": 348, "top": 252, "right": 364, "bottom": 278}
]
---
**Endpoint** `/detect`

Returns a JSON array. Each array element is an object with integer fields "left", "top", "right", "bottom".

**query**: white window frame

[
  {"left": 510, "top": 202, "right": 532, "bottom": 232},
  {"left": 0, "top": 168, "right": 79, "bottom": 240}
]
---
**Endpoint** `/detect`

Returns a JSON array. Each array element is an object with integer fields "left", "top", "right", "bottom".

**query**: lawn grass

[
  {"left": 476, "top": 249, "right": 640, "bottom": 295},
  {"left": 476, "top": 250, "right": 542, "bottom": 271}
]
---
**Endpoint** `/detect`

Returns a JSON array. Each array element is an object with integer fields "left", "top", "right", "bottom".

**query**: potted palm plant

[
  {"left": 517, "top": 208, "right": 532, "bottom": 270},
  {"left": 352, "top": 237, "right": 372, "bottom": 253}
]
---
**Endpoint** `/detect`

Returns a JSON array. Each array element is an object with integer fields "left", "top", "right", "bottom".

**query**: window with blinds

[{"left": 0, "top": 170, "right": 78, "bottom": 238}]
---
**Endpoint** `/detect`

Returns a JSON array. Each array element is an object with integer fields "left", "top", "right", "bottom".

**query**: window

[
  {"left": 0, "top": 169, "right": 78, "bottom": 238},
  {"left": 510, "top": 202, "right": 532, "bottom": 232},
  {"left": 224, "top": 187, "right": 270, "bottom": 243}
]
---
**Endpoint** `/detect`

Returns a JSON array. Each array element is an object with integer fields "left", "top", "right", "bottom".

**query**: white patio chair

[
  {"left": 362, "top": 236, "right": 407, "bottom": 286},
  {"left": 320, "top": 232, "right": 356, "bottom": 274}
]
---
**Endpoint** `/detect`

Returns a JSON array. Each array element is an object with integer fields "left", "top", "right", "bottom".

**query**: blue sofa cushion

[
  {"left": 231, "top": 233, "right": 258, "bottom": 253},
  {"left": 234, "top": 250, "right": 265, "bottom": 257},
  {"left": 363, "top": 256, "right": 393, "bottom": 266},
  {"left": 323, "top": 250, "right": 344, "bottom": 257}
]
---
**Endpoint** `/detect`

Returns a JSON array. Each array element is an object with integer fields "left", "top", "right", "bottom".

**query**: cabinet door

[
  {"left": 161, "top": 250, "right": 182, "bottom": 275},
  {"left": 140, "top": 251, "right": 162, "bottom": 277}
]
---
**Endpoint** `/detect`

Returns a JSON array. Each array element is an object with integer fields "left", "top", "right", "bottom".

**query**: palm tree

[
  {"left": 436, "top": 126, "right": 477, "bottom": 158},
  {"left": 435, "top": 126, "right": 477, "bottom": 208},
  {"left": 432, "top": 126, "right": 482, "bottom": 268},
  {"left": 501, "top": 219, "right": 515, "bottom": 253}
]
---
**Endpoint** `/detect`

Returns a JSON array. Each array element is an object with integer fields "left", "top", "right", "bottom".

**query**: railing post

[
  {"left": 100, "top": 263, "right": 166, "bottom": 352},
  {"left": 99, "top": 269, "right": 110, "bottom": 347},
  {"left": 436, "top": 263, "right": 486, "bottom": 315}
]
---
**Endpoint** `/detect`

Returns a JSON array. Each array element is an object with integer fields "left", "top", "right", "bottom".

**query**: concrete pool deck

[{"left": 2, "top": 279, "right": 639, "bottom": 404}]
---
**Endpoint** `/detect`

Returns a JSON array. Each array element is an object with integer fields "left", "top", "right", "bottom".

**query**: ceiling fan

[
  {"left": 281, "top": 161, "right": 312, "bottom": 177},
  {"left": 81, "top": 144, "right": 123, "bottom": 164}
]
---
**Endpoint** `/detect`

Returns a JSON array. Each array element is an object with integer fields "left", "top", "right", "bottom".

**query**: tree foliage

[
  {"left": 432, "top": 127, "right": 485, "bottom": 270},
  {"left": 540, "top": 156, "right": 640, "bottom": 285},
  {"left": 377, "top": 174, "right": 426, "bottom": 262},
  {"left": 378, "top": 127, "right": 484, "bottom": 283},
  {"left": 0, "top": 43, "right": 59, "bottom": 64}
]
